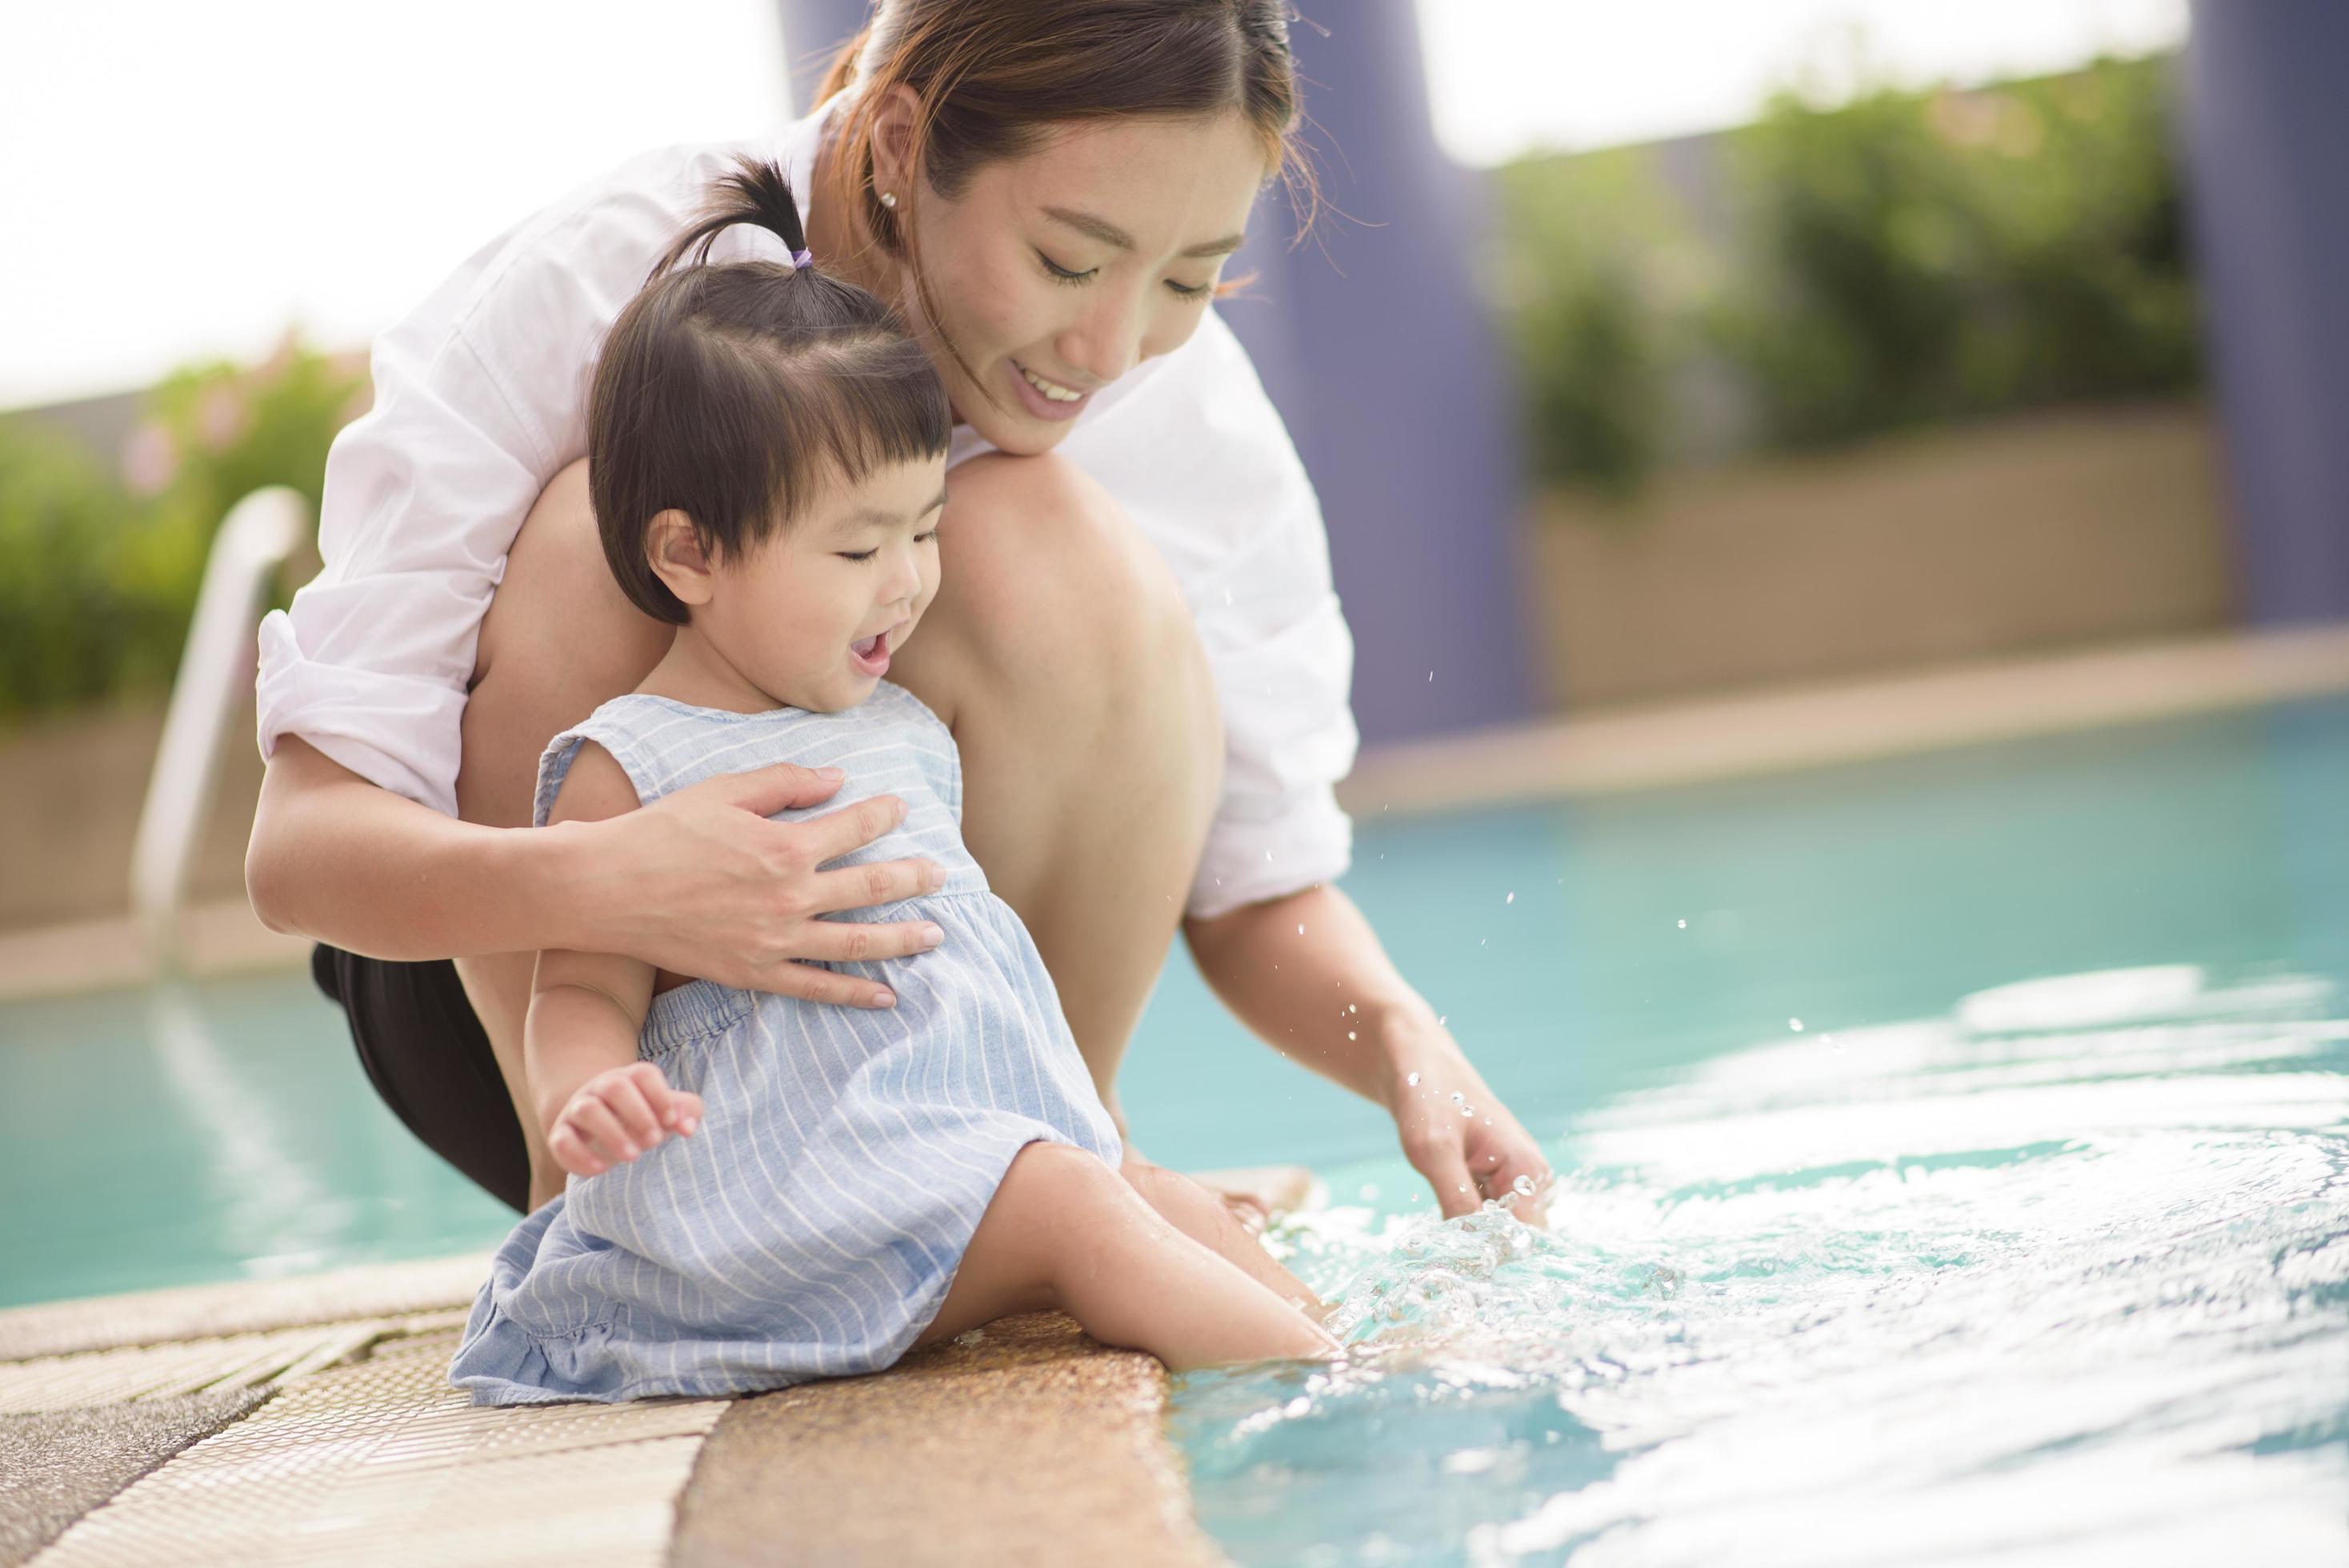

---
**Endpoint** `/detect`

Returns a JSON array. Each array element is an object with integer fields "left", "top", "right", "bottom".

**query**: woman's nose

[{"left": 1057, "top": 287, "right": 1149, "bottom": 386}]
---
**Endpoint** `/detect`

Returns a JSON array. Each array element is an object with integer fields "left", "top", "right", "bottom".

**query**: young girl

[{"left": 448, "top": 161, "right": 1338, "bottom": 1404}]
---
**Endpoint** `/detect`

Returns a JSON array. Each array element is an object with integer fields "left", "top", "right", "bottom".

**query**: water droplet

[
  {"left": 1405, "top": 1071, "right": 1422, "bottom": 1087},
  {"left": 1789, "top": 1017, "right": 1805, "bottom": 1032},
  {"left": 1437, "top": 1015, "right": 1447, "bottom": 1026},
  {"left": 1459, "top": 1105, "right": 1474, "bottom": 1117},
  {"left": 1512, "top": 1174, "right": 1538, "bottom": 1198},
  {"left": 1427, "top": 670, "right": 1435, "bottom": 682},
  {"left": 1451, "top": 1091, "right": 1466, "bottom": 1106},
  {"left": 1348, "top": 1003, "right": 1358, "bottom": 1014},
  {"left": 1223, "top": 587, "right": 1235, "bottom": 606},
  {"left": 1265, "top": 850, "right": 1275, "bottom": 862},
  {"left": 1347, "top": 1030, "right": 1357, "bottom": 1040},
  {"left": 1677, "top": 918, "right": 1687, "bottom": 930},
  {"left": 1505, "top": 891, "right": 1515, "bottom": 904}
]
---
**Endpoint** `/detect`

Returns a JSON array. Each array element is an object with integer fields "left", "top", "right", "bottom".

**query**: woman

[{"left": 246, "top": 0, "right": 1552, "bottom": 1222}]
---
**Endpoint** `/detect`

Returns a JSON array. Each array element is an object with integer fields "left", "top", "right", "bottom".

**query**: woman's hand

[
  {"left": 546, "top": 1061, "right": 703, "bottom": 1178},
  {"left": 1379, "top": 1021, "right": 1555, "bottom": 1226},
  {"left": 557, "top": 761, "right": 948, "bottom": 1007}
]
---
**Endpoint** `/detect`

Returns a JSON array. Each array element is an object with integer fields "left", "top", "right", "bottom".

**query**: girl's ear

[
  {"left": 646, "top": 510, "right": 718, "bottom": 610},
  {"left": 868, "top": 82, "right": 922, "bottom": 204}
]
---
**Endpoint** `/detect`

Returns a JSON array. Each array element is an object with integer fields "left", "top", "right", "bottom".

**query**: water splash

[{"left": 1174, "top": 967, "right": 2349, "bottom": 1566}]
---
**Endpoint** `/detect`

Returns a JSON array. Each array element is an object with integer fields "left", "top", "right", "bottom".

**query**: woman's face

[{"left": 892, "top": 110, "right": 1269, "bottom": 456}]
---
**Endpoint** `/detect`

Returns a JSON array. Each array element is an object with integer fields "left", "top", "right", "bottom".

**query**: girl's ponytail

[{"left": 653, "top": 158, "right": 814, "bottom": 280}]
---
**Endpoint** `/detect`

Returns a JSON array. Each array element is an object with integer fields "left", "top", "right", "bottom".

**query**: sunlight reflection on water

[{"left": 1174, "top": 969, "right": 2349, "bottom": 1566}]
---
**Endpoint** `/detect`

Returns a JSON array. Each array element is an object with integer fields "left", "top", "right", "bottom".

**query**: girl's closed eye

[{"left": 838, "top": 548, "right": 877, "bottom": 562}]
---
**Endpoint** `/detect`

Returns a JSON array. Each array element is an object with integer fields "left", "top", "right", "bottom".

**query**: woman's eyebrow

[{"left": 1043, "top": 206, "right": 1245, "bottom": 259}]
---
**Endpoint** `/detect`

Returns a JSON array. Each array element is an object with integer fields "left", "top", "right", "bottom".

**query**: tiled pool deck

[{"left": 7, "top": 626, "right": 2349, "bottom": 1562}]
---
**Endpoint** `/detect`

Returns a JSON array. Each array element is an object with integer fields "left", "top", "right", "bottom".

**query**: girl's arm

[
  {"left": 246, "top": 735, "right": 938, "bottom": 1006},
  {"left": 1184, "top": 883, "right": 1553, "bottom": 1223},
  {"left": 524, "top": 742, "right": 702, "bottom": 1178}
]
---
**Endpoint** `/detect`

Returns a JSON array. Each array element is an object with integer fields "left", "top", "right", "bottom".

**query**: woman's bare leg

[
  {"left": 454, "top": 461, "right": 672, "bottom": 1208},
  {"left": 888, "top": 452, "right": 1224, "bottom": 1127},
  {"left": 913, "top": 1144, "right": 1335, "bottom": 1369}
]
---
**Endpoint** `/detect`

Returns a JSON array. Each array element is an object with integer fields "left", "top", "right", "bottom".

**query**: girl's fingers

[
  {"left": 666, "top": 1090, "right": 705, "bottom": 1135},
  {"left": 547, "top": 1125, "right": 606, "bottom": 1178},
  {"left": 600, "top": 1076, "right": 666, "bottom": 1150},
  {"left": 567, "top": 1098, "right": 638, "bottom": 1164}
]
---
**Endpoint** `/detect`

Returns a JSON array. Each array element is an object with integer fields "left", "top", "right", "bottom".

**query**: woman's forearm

[
  {"left": 1183, "top": 883, "right": 1440, "bottom": 1107},
  {"left": 246, "top": 736, "right": 590, "bottom": 962}
]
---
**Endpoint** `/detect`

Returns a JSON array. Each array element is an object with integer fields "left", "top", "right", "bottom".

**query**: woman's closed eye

[{"left": 1037, "top": 249, "right": 1213, "bottom": 299}]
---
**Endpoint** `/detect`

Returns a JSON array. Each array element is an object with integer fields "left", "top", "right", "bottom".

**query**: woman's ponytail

[{"left": 652, "top": 158, "right": 814, "bottom": 281}]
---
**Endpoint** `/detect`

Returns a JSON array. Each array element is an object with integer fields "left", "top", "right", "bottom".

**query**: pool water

[{"left": 3, "top": 698, "right": 2345, "bottom": 1560}]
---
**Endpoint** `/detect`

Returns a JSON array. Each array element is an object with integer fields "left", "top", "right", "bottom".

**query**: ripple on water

[{"left": 1172, "top": 970, "right": 2349, "bottom": 1567}]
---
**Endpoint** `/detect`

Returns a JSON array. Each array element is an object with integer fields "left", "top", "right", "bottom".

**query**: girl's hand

[
  {"left": 1383, "top": 1029, "right": 1555, "bottom": 1227},
  {"left": 546, "top": 1062, "right": 704, "bottom": 1178},
  {"left": 559, "top": 762, "right": 948, "bottom": 1008}
]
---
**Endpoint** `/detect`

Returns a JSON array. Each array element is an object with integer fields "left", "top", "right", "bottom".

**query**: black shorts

[{"left": 310, "top": 944, "right": 531, "bottom": 1214}]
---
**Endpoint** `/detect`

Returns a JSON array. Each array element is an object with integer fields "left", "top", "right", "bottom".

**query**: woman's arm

[
  {"left": 1184, "top": 883, "right": 1553, "bottom": 1222},
  {"left": 246, "top": 735, "right": 945, "bottom": 1006}
]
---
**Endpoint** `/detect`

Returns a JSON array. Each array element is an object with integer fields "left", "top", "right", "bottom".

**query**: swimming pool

[{"left": 4, "top": 698, "right": 2344, "bottom": 1559}]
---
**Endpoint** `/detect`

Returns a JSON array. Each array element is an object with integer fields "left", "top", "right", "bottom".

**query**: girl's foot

[{"left": 1190, "top": 1164, "right": 1321, "bottom": 1234}]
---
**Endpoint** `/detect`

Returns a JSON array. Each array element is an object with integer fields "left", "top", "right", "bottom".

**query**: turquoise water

[{"left": 3, "top": 699, "right": 2344, "bottom": 1559}]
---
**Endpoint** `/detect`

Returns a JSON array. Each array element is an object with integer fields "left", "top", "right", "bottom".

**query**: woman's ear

[
  {"left": 646, "top": 510, "right": 718, "bottom": 610},
  {"left": 868, "top": 82, "right": 922, "bottom": 203}
]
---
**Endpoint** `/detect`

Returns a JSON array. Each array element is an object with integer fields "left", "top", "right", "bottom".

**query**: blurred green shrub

[
  {"left": 1719, "top": 54, "right": 2199, "bottom": 448},
  {"left": 1496, "top": 53, "right": 2199, "bottom": 490},
  {"left": 1491, "top": 150, "right": 1689, "bottom": 497},
  {"left": 0, "top": 338, "right": 362, "bottom": 722}
]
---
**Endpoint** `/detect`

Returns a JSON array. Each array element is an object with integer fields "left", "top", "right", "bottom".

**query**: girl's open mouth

[{"left": 850, "top": 632, "right": 890, "bottom": 675}]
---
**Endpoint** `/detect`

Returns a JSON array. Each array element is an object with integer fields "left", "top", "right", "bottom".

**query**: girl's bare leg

[
  {"left": 914, "top": 1144, "right": 1336, "bottom": 1370},
  {"left": 1120, "top": 1158, "right": 1324, "bottom": 1314}
]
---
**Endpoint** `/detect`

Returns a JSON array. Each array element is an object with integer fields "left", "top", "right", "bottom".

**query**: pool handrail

[{"left": 129, "top": 486, "right": 311, "bottom": 968}]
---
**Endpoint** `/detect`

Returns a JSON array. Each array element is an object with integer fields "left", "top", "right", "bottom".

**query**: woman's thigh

[{"left": 889, "top": 451, "right": 1223, "bottom": 1118}]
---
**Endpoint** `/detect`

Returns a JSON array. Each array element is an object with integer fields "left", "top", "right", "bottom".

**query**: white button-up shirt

[{"left": 256, "top": 105, "right": 1356, "bottom": 919}]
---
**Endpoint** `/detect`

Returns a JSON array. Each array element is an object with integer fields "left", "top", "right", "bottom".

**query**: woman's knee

[{"left": 931, "top": 452, "right": 1195, "bottom": 697}]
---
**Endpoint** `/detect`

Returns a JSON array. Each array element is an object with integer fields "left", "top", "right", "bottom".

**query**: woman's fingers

[
  {"left": 754, "top": 959, "right": 899, "bottom": 1010},
  {"left": 1405, "top": 1130, "right": 1486, "bottom": 1219},
  {"left": 794, "top": 794, "right": 914, "bottom": 869},
  {"left": 717, "top": 761, "right": 849, "bottom": 817},
  {"left": 803, "top": 858, "right": 946, "bottom": 918},
  {"left": 790, "top": 914, "right": 946, "bottom": 966}
]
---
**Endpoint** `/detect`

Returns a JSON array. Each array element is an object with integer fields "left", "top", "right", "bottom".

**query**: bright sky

[{"left": 0, "top": 0, "right": 2187, "bottom": 411}]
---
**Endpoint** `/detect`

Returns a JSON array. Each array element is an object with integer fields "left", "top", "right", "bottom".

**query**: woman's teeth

[{"left": 1019, "top": 365, "right": 1082, "bottom": 403}]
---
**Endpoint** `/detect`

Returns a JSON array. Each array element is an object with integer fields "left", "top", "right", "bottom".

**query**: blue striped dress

[{"left": 449, "top": 685, "right": 1123, "bottom": 1405}]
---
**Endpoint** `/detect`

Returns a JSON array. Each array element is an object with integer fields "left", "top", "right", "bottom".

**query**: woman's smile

[{"left": 1010, "top": 359, "right": 1092, "bottom": 421}]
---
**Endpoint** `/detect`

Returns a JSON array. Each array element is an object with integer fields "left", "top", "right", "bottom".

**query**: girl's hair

[
  {"left": 815, "top": 0, "right": 1314, "bottom": 385},
  {"left": 588, "top": 158, "right": 952, "bottom": 625}
]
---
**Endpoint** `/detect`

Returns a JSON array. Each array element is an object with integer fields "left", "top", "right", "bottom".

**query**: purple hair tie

[{"left": 790, "top": 248, "right": 813, "bottom": 269}]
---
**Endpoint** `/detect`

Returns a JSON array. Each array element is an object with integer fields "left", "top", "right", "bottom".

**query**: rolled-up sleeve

[
  {"left": 254, "top": 136, "right": 792, "bottom": 818},
  {"left": 256, "top": 310, "right": 552, "bottom": 817},
  {"left": 1069, "top": 313, "right": 1359, "bottom": 918}
]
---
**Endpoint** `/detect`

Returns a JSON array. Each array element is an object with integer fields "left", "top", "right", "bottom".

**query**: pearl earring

[{"left": 879, "top": 190, "right": 898, "bottom": 210}]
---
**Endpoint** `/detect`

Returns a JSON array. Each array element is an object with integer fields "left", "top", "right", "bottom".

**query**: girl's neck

[{"left": 637, "top": 626, "right": 786, "bottom": 716}]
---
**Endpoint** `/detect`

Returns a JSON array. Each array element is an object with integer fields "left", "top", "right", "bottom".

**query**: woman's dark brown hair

[{"left": 587, "top": 158, "right": 951, "bottom": 625}]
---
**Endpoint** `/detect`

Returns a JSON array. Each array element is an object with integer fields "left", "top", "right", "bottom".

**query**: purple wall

[
  {"left": 2184, "top": 1, "right": 2349, "bottom": 623},
  {"left": 777, "top": 0, "right": 1537, "bottom": 746}
]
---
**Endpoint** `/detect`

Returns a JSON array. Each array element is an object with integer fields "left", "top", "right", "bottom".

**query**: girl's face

[
  {"left": 678, "top": 455, "right": 948, "bottom": 714},
  {"left": 887, "top": 110, "right": 1269, "bottom": 457}
]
